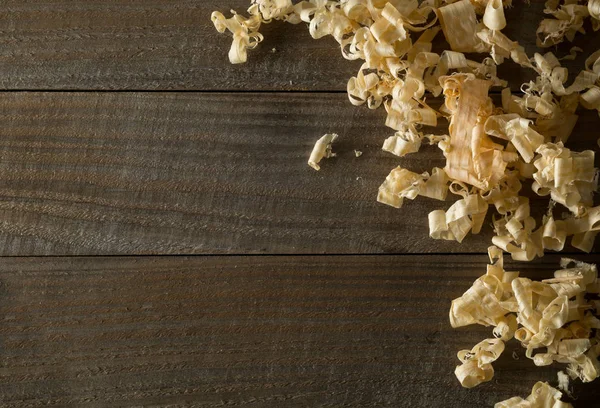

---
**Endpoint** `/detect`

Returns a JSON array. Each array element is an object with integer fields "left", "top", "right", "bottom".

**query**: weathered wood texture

[
  {"left": 2, "top": 3, "right": 600, "bottom": 407},
  {"left": 0, "top": 92, "right": 597, "bottom": 256},
  {"left": 1, "top": 0, "right": 599, "bottom": 91},
  {"left": 1, "top": 255, "right": 599, "bottom": 407}
]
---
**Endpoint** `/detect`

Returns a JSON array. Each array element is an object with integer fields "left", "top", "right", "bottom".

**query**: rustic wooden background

[{"left": 0, "top": 1, "right": 599, "bottom": 406}]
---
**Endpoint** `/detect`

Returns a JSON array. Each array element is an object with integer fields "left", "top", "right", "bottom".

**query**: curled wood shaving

[
  {"left": 492, "top": 198, "right": 545, "bottom": 262},
  {"left": 450, "top": 246, "right": 516, "bottom": 328},
  {"left": 484, "top": 114, "right": 545, "bottom": 163},
  {"left": 437, "top": 0, "right": 489, "bottom": 53},
  {"left": 377, "top": 166, "right": 423, "bottom": 208},
  {"left": 382, "top": 128, "right": 424, "bottom": 157},
  {"left": 378, "top": 166, "right": 449, "bottom": 208},
  {"left": 440, "top": 74, "right": 508, "bottom": 192},
  {"left": 483, "top": 0, "right": 507, "bottom": 31},
  {"left": 477, "top": 28, "right": 531, "bottom": 67},
  {"left": 308, "top": 133, "right": 338, "bottom": 171},
  {"left": 429, "top": 193, "right": 489, "bottom": 243},
  {"left": 211, "top": 7, "right": 265, "bottom": 64},
  {"left": 537, "top": 0, "right": 590, "bottom": 47},
  {"left": 455, "top": 338, "right": 505, "bottom": 388},
  {"left": 591, "top": 0, "right": 600, "bottom": 29},
  {"left": 532, "top": 143, "right": 596, "bottom": 216},
  {"left": 579, "top": 51, "right": 600, "bottom": 118}
]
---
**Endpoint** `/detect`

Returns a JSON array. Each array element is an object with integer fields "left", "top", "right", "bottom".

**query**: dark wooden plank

[
  {"left": 0, "top": 91, "right": 597, "bottom": 256},
  {"left": 0, "top": 254, "right": 599, "bottom": 407},
  {"left": 1, "top": 0, "right": 598, "bottom": 91}
]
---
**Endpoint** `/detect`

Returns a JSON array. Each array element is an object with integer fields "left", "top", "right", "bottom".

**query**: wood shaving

[
  {"left": 537, "top": 0, "right": 596, "bottom": 47},
  {"left": 455, "top": 338, "right": 505, "bottom": 388},
  {"left": 483, "top": 0, "right": 507, "bottom": 31},
  {"left": 378, "top": 166, "right": 448, "bottom": 208},
  {"left": 429, "top": 193, "right": 488, "bottom": 243},
  {"left": 532, "top": 143, "right": 596, "bottom": 216},
  {"left": 308, "top": 133, "right": 338, "bottom": 171},
  {"left": 211, "top": 8, "right": 264, "bottom": 64},
  {"left": 437, "top": 0, "right": 489, "bottom": 53}
]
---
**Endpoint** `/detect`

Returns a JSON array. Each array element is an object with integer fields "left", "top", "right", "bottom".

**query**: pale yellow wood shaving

[
  {"left": 565, "top": 206, "right": 600, "bottom": 235},
  {"left": 491, "top": 196, "right": 546, "bottom": 262},
  {"left": 377, "top": 166, "right": 422, "bottom": 208},
  {"left": 533, "top": 143, "right": 596, "bottom": 216},
  {"left": 308, "top": 133, "right": 338, "bottom": 171},
  {"left": 558, "top": 338, "right": 592, "bottom": 357},
  {"left": 419, "top": 167, "right": 450, "bottom": 200},
  {"left": 450, "top": 246, "right": 515, "bottom": 328},
  {"left": 437, "top": 0, "right": 489, "bottom": 53},
  {"left": 455, "top": 338, "right": 505, "bottom": 388},
  {"left": 585, "top": 49, "right": 600, "bottom": 74},
  {"left": 566, "top": 343, "right": 600, "bottom": 382},
  {"left": 537, "top": 2, "right": 590, "bottom": 47},
  {"left": 484, "top": 115, "right": 545, "bottom": 163},
  {"left": 477, "top": 29, "right": 530, "bottom": 67},
  {"left": 590, "top": 0, "right": 600, "bottom": 30},
  {"left": 511, "top": 53, "right": 590, "bottom": 144},
  {"left": 429, "top": 194, "right": 489, "bottom": 243},
  {"left": 579, "top": 52, "right": 600, "bottom": 118},
  {"left": 378, "top": 166, "right": 449, "bottom": 208},
  {"left": 211, "top": 10, "right": 265, "bottom": 64},
  {"left": 455, "top": 359, "right": 495, "bottom": 389},
  {"left": 483, "top": 0, "right": 506, "bottom": 30},
  {"left": 382, "top": 130, "right": 422, "bottom": 157},
  {"left": 560, "top": 46, "right": 583, "bottom": 61},
  {"left": 541, "top": 215, "right": 567, "bottom": 252},
  {"left": 440, "top": 74, "right": 509, "bottom": 192},
  {"left": 572, "top": 230, "right": 599, "bottom": 253},
  {"left": 493, "top": 314, "right": 518, "bottom": 341}
]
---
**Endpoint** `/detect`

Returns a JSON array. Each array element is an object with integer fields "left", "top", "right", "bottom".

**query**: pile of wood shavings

[
  {"left": 452, "top": 246, "right": 600, "bottom": 400},
  {"left": 212, "top": 0, "right": 600, "bottom": 404},
  {"left": 212, "top": 0, "right": 600, "bottom": 261},
  {"left": 496, "top": 382, "right": 573, "bottom": 407}
]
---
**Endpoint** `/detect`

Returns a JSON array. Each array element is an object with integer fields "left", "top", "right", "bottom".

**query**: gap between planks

[
  {"left": 0, "top": 89, "right": 518, "bottom": 96},
  {"left": 0, "top": 251, "right": 596, "bottom": 259}
]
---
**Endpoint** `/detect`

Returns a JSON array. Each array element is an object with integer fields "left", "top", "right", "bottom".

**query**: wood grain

[
  {"left": 0, "top": 91, "right": 596, "bottom": 256},
  {"left": 2, "top": 2, "right": 600, "bottom": 408},
  {"left": 1, "top": 0, "right": 599, "bottom": 91},
  {"left": 0, "top": 254, "right": 598, "bottom": 407}
]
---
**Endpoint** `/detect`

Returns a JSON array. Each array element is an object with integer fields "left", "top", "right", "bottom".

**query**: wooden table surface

[{"left": 0, "top": 1, "right": 599, "bottom": 406}]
